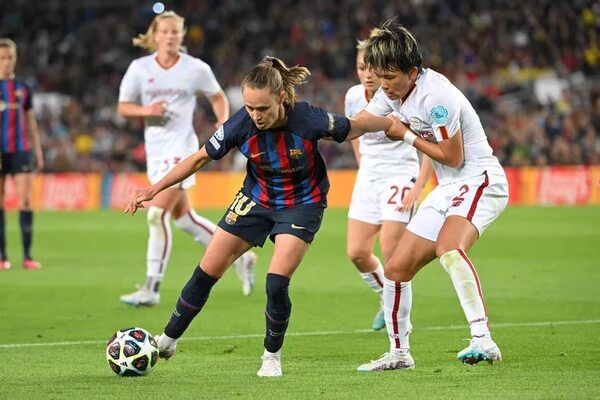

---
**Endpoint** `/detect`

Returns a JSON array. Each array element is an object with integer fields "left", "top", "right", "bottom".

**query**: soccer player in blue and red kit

[
  {"left": 125, "top": 56, "right": 392, "bottom": 377},
  {"left": 0, "top": 39, "right": 44, "bottom": 270}
]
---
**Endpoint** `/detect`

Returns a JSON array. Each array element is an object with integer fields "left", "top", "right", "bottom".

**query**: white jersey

[
  {"left": 365, "top": 68, "right": 505, "bottom": 184},
  {"left": 118, "top": 52, "right": 222, "bottom": 161},
  {"left": 345, "top": 84, "right": 419, "bottom": 179}
]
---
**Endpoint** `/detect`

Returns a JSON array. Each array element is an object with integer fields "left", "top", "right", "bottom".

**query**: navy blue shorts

[
  {"left": 1, "top": 152, "right": 33, "bottom": 175},
  {"left": 217, "top": 190, "right": 326, "bottom": 247}
]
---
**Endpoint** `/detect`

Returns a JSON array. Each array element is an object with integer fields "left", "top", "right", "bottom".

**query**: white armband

[{"left": 403, "top": 131, "right": 418, "bottom": 146}]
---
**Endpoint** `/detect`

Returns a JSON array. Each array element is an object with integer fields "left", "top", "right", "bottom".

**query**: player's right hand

[
  {"left": 124, "top": 188, "right": 155, "bottom": 215},
  {"left": 146, "top": 101, "right": 168, "bottom": 117}
]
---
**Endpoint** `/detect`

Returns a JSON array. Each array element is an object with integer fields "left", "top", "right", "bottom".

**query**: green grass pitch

[{"left": 0, "top": 207, "right": 599, "bottom": 399}]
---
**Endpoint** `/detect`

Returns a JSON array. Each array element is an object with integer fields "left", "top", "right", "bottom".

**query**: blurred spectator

[{"left": 1, "top": 0, "right": 599, "bottom": 171}]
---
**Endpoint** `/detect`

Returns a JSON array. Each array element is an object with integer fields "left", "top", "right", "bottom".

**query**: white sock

[
  {"left": 382, "top": 277, "right": 412, "bottom": 353},
  {"left": 158, "top": 333, "right": 177, "bottom": 347},
  {"left": 146, "top": 206, "right": 172, "bottom": 291},
  {"left": 262, "top": 348, "right": 281, "bottom": 358},
  {"left": 174, "top": 210, "right": 216, "bottom": 247},
  {"left": 358, "top": 256, "right": 385, "bottom": 296},
  {"left": 439, "top": 249, "right": 490, "bottom": 338}
]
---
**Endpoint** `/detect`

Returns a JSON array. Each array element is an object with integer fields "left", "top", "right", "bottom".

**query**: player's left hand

[
  {"left": 124, "top": 188, "right": 155, "bottom": 215},
  {"left": 400, "top": 184, "right": 423, "bottom": 212},
  {"left": 385, "top": 115, "right": 408, "bottom": 141}
]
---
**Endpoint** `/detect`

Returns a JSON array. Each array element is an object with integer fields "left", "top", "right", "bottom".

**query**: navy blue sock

[
  {"left": 0, "top": 209, "right": 5, "bottom": 260},
  {"left": 264, "top": 273, "right": 292, "bottom": 353},
  {"left": 19, "top": 210, "right": 33, "bottom": 260},
  {"left": 164, "top": 266, "right": 218, "bottom": 339}
]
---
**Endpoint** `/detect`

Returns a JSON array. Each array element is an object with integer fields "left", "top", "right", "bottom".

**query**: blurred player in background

[
  {"left": 352, "top": 19, "right": 509, "bottom": 371},
  {"left": 117, "top": 11, "right": 256, "bottom": 305},
  {"left": 125, "top": 56, "right": 393, "bottom": 377},
  {"left": 345, "top": 36, "right": 432, "bottom": 331},
  {"left": 0, "top": 38, "right": 44, "bottom": 270}
]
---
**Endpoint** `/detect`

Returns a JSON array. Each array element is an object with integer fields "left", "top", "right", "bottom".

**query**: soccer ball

[{"left": 106, "top": 327, "right": 159, "bottom": 377}]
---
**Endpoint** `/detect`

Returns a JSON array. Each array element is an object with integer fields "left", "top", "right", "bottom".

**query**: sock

[
  {"left": 358, "top": 256, "right": 385, "bottom": 296},
  {"left": 382, "top": 277, "right": 412, "bottom": 353},
  {"left": 264, "top": 273, "right": 291, "bottom": 353},
  {"left": 174, "top": 210, "right": 216, "bottom": 247},
  {"left": 146, "top": 206, "right": 172, "bottom": 292},
  {"left": 19, "top": 210, "right": 33, "bottom": 260},
  {"left": 439, "top": 249, "right": 490, "bottom": 338},
  {"left": 163, "top": 266, "right": 218, "bottom": 339},
  {"left": 0, "top": 209, "right": 6, "bottom": 260}
]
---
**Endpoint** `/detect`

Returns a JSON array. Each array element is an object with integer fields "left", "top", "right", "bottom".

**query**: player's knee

[
  {"left": 347, "top": 245, "right": 370, "bottom": 266},
  {"left": 265, "top": 273, "right": 291, "bottom": 318},
  {"left": 147, "top": 206, "right": 168, "bottom": 227},
  {"left": 435, "top": 244, "right": 458, "bottom": 258},
  {"left": 384, "top": 255, "right": 416, "bottom": 282}
]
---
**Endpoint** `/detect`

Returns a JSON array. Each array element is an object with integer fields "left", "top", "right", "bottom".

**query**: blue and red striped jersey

[
  {"left": 0, "top": 79, "right": 32, "bottom": 153},
  {"left": 205, "top": 102, "right": 350, "bottom": 209}
]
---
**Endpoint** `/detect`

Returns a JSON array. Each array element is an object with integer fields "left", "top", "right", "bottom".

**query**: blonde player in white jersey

[
  {"left": 117, "top": 11, "right": 256, "bottom": 306},
  {"left": 350, "top": 19, "right": 509, "bottom": 371},
  {"left": 345, "top": 38, "right": 432, "bottom": 331}
]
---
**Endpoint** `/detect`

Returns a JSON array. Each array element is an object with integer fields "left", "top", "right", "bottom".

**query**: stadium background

[{"left": 1, "top": 0, "right": 599, "bottom": 209}]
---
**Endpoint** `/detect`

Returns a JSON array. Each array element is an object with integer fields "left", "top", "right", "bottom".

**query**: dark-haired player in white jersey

[
  {"left": 352, "top": 20, "right": 509, "bottom": 371},
  {"left": 345, "top": 36, "right": 432, "bottom": 331},
  {"left": 117, "top": 11, "right": 256, "bottom": 306}
]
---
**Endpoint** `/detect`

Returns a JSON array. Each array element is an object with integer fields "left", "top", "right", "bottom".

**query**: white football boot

[
  {"left": 235, "top": 251, "right": 257, "bottom": 296},
  {"left": 357, "top": 350, "right": 415, "bottom": 372},
  {"left": 457, "top": 336, "right": 502, "bottom": 365},
  {"left": 155, "top": 334, "right": 177, "bottom": 360},
  {"left": 119, "top": 286, "right": 160, "bottom": 306},
  {"left": 257, "top": 349, "right": 282, "bottom": 377}
]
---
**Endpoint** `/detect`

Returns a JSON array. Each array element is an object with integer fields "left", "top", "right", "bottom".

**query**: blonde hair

[
  {"left": 0, "top": 38, "right": 17, "bottom": 52},
  {"left": 132, "top": 11, "right": 187, "bottom": 53},
  {"left": 364, "top": 18, "right": 423, "bottom": 73},
  {"left": 241, "top": 56, "right": 310, "bottom": 108}
]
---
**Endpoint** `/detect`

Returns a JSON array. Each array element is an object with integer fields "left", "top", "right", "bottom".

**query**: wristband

[{"left": 403, "top": 131, "right": 418, "bottom": 146}]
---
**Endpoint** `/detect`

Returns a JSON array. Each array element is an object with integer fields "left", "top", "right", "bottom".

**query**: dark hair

[
  {"left": 241, "top": 56, "right": 310, "bottom": 107},
  {"left": 364, "top": 18, "right": 423, "bottom": 73}
]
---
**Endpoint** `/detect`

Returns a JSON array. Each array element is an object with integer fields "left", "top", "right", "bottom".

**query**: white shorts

[
  {"left": 407, "top": 172, "right": 508, "bottom": 242},
  {"left": 348, "top": 169, "right": 417, "bottom": 225},
  {"left": 147, "top": 155, "right": 195, "bottom": 190}
]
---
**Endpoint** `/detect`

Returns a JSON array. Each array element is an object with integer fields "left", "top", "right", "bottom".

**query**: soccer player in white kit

[
  {"left": 117, "top": 11, "right": 256, "bottom": 306},
  {"left": 345, "top": 38, "right": 432, "bottom": 331},
  {"left": 351, "top": 20, "right": 509, "bottom": 371}
]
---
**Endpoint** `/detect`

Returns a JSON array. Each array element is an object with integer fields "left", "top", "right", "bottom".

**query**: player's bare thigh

[
  {"left": 149, "top": 187, "right": 188, "bottom": 216},
  {"left": 385, "top": 230, "right": 437, "bottom": 282},
  {"left": 268, "top": 233, "right": 310, "bottom": 278},
  {"left": 435, "top": 216, "right": 479, "bottom": 257},
  {"left": 200, "top": 227, "right": 253, "bottom": 278},
  {"left": 347, "top": 218, "right": 379, "bottom": 271},
  {"left": 13, "top": 173, "right": 33, "bottom": 209}
]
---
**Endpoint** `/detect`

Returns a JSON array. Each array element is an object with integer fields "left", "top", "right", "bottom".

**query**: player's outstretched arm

[
  {"left": 117, "top": 101, "right": 167, "bottom": 118},
  {"left": 386, "top": 115, "right": 464, "bottom": 168},
  {"left": 124, "top": 146, "right": 213, "bottom": 215},
  {"left": 346, "top": 109, "right": 392, "bottom": 141}
]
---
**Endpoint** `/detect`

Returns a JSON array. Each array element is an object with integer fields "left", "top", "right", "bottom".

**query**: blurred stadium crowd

[{"left": 2, "top": 0, "right": 599, "bottom": 172}]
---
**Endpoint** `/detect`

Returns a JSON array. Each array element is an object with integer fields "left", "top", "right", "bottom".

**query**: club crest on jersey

[
  {"left": 289, "top": 149, "right": 302, "bottom": 159},
  {"left": 430, "top": 105, "right": 449, "bottom": 124},
  {"left": 14, "top": 89, "right": 23, "bottom": 98},
  {"left": 225, "top": 211, "right": 238, "bottom": 225}
]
